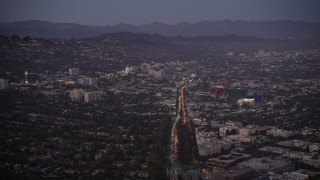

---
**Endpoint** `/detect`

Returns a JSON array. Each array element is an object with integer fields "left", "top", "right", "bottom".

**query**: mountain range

[{"left": 0, "top": 20, "right": 320, "bottom": 40}]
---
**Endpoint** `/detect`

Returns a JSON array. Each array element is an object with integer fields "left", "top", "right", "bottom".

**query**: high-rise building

[
  {"left": 70, "top": 89, "right": 84, "bottom": 101},
  {"left": 211, "top": 85, "right": 227, "bottom": 99},
  {"left": 155, "top": 69, "right": 166, "bottom": 78},
  {"left": 148, "top": 69, "right": 166, "bottom": 78},
  {"left": 0, "top": 78, "right": 9, "bottom": 90},
  {"left": 78, "top": 78, "right": 98, "bottom": 86},
  {"left": 87, "top": 78, "right": 97, "bottom": 86},
  {"left": 141, "top": 63, "right": 151, "bottom": 72},
  {"left": 84, "top": 91, "right": 105, "bottom": 103},
  {"left": 69, "top": 68, "right": 80, "bottom": 76}
]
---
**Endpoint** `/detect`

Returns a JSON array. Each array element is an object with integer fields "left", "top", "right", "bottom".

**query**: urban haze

[{"left": 0, "top": 0, "right": 320, "bottom": 179}]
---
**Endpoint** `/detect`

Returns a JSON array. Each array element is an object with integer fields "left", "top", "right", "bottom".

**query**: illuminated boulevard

[{"left": 168, "top": 78, "right": 193, "bottom": 179}]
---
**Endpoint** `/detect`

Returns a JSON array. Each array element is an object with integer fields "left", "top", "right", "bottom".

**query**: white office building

[
  {"left": 69, "top": 68, "right": 80, "bottom": 75},
  {"left": 0, "top": 78, "right": 9, "bottom": 90}
]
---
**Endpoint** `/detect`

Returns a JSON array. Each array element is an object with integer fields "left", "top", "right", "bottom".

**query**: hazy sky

[{"left": 1, "top": 0, "right": 320, "bottom": 25}]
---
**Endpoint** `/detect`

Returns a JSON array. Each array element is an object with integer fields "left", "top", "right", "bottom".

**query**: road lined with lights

[{"left": 168, "top": 79, "right": 193, "bottom": 179}]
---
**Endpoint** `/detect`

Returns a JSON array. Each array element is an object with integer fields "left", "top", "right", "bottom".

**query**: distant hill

[
  {"left": 0, "top": 20, "right": 320, "bottom": 40},
  {"left": 97, "top": 32, "right": 262, "bottom": 43},
  {"left": 86, "top": 32, "right": 320, "bottom": 57}
]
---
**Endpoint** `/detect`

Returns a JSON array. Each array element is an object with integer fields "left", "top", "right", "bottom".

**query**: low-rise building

[
  {"left": 266, "top": 128, "right": 294, "bottom": 138},
  {"left": 213, "top": 168, "right": 255, "bottom": 180},
  {"left": 206, "top": 153, "right": 252, "bottom": 168},
  {"left": 309, "top": 143, "right": 320, "bottom": 152},
  {"left": 227, "top": 135, "right": 257, "bottom": 144},
  {"left": 239, "top": 127, "right": 256, "bottom": 137},
  {"left": 196, "top": 128, "right": 222, "bottom": 156},
  {"left": 238, "top": 157, "right": 294, "bottom": 174},
  {"left": 259, "top": 146, "right": 289, "bottom": 154},
  {"left": 278, "top": 139, "right": 310, "bottom": 149},
  {"left": 269, "top": 172, "right": 308, "bottom": 180},
  {"left": 220, "top": 126, "right": 239, "bottom": 137}
]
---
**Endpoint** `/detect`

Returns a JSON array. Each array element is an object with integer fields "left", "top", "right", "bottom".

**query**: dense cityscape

[{"left": 0, "top": 32, "right": 320, "bottom": 180}]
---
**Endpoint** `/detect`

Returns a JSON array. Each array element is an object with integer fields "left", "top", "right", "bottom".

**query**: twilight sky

[{"left": 1, "top": 0, "right": 320, "bottom": 26}]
